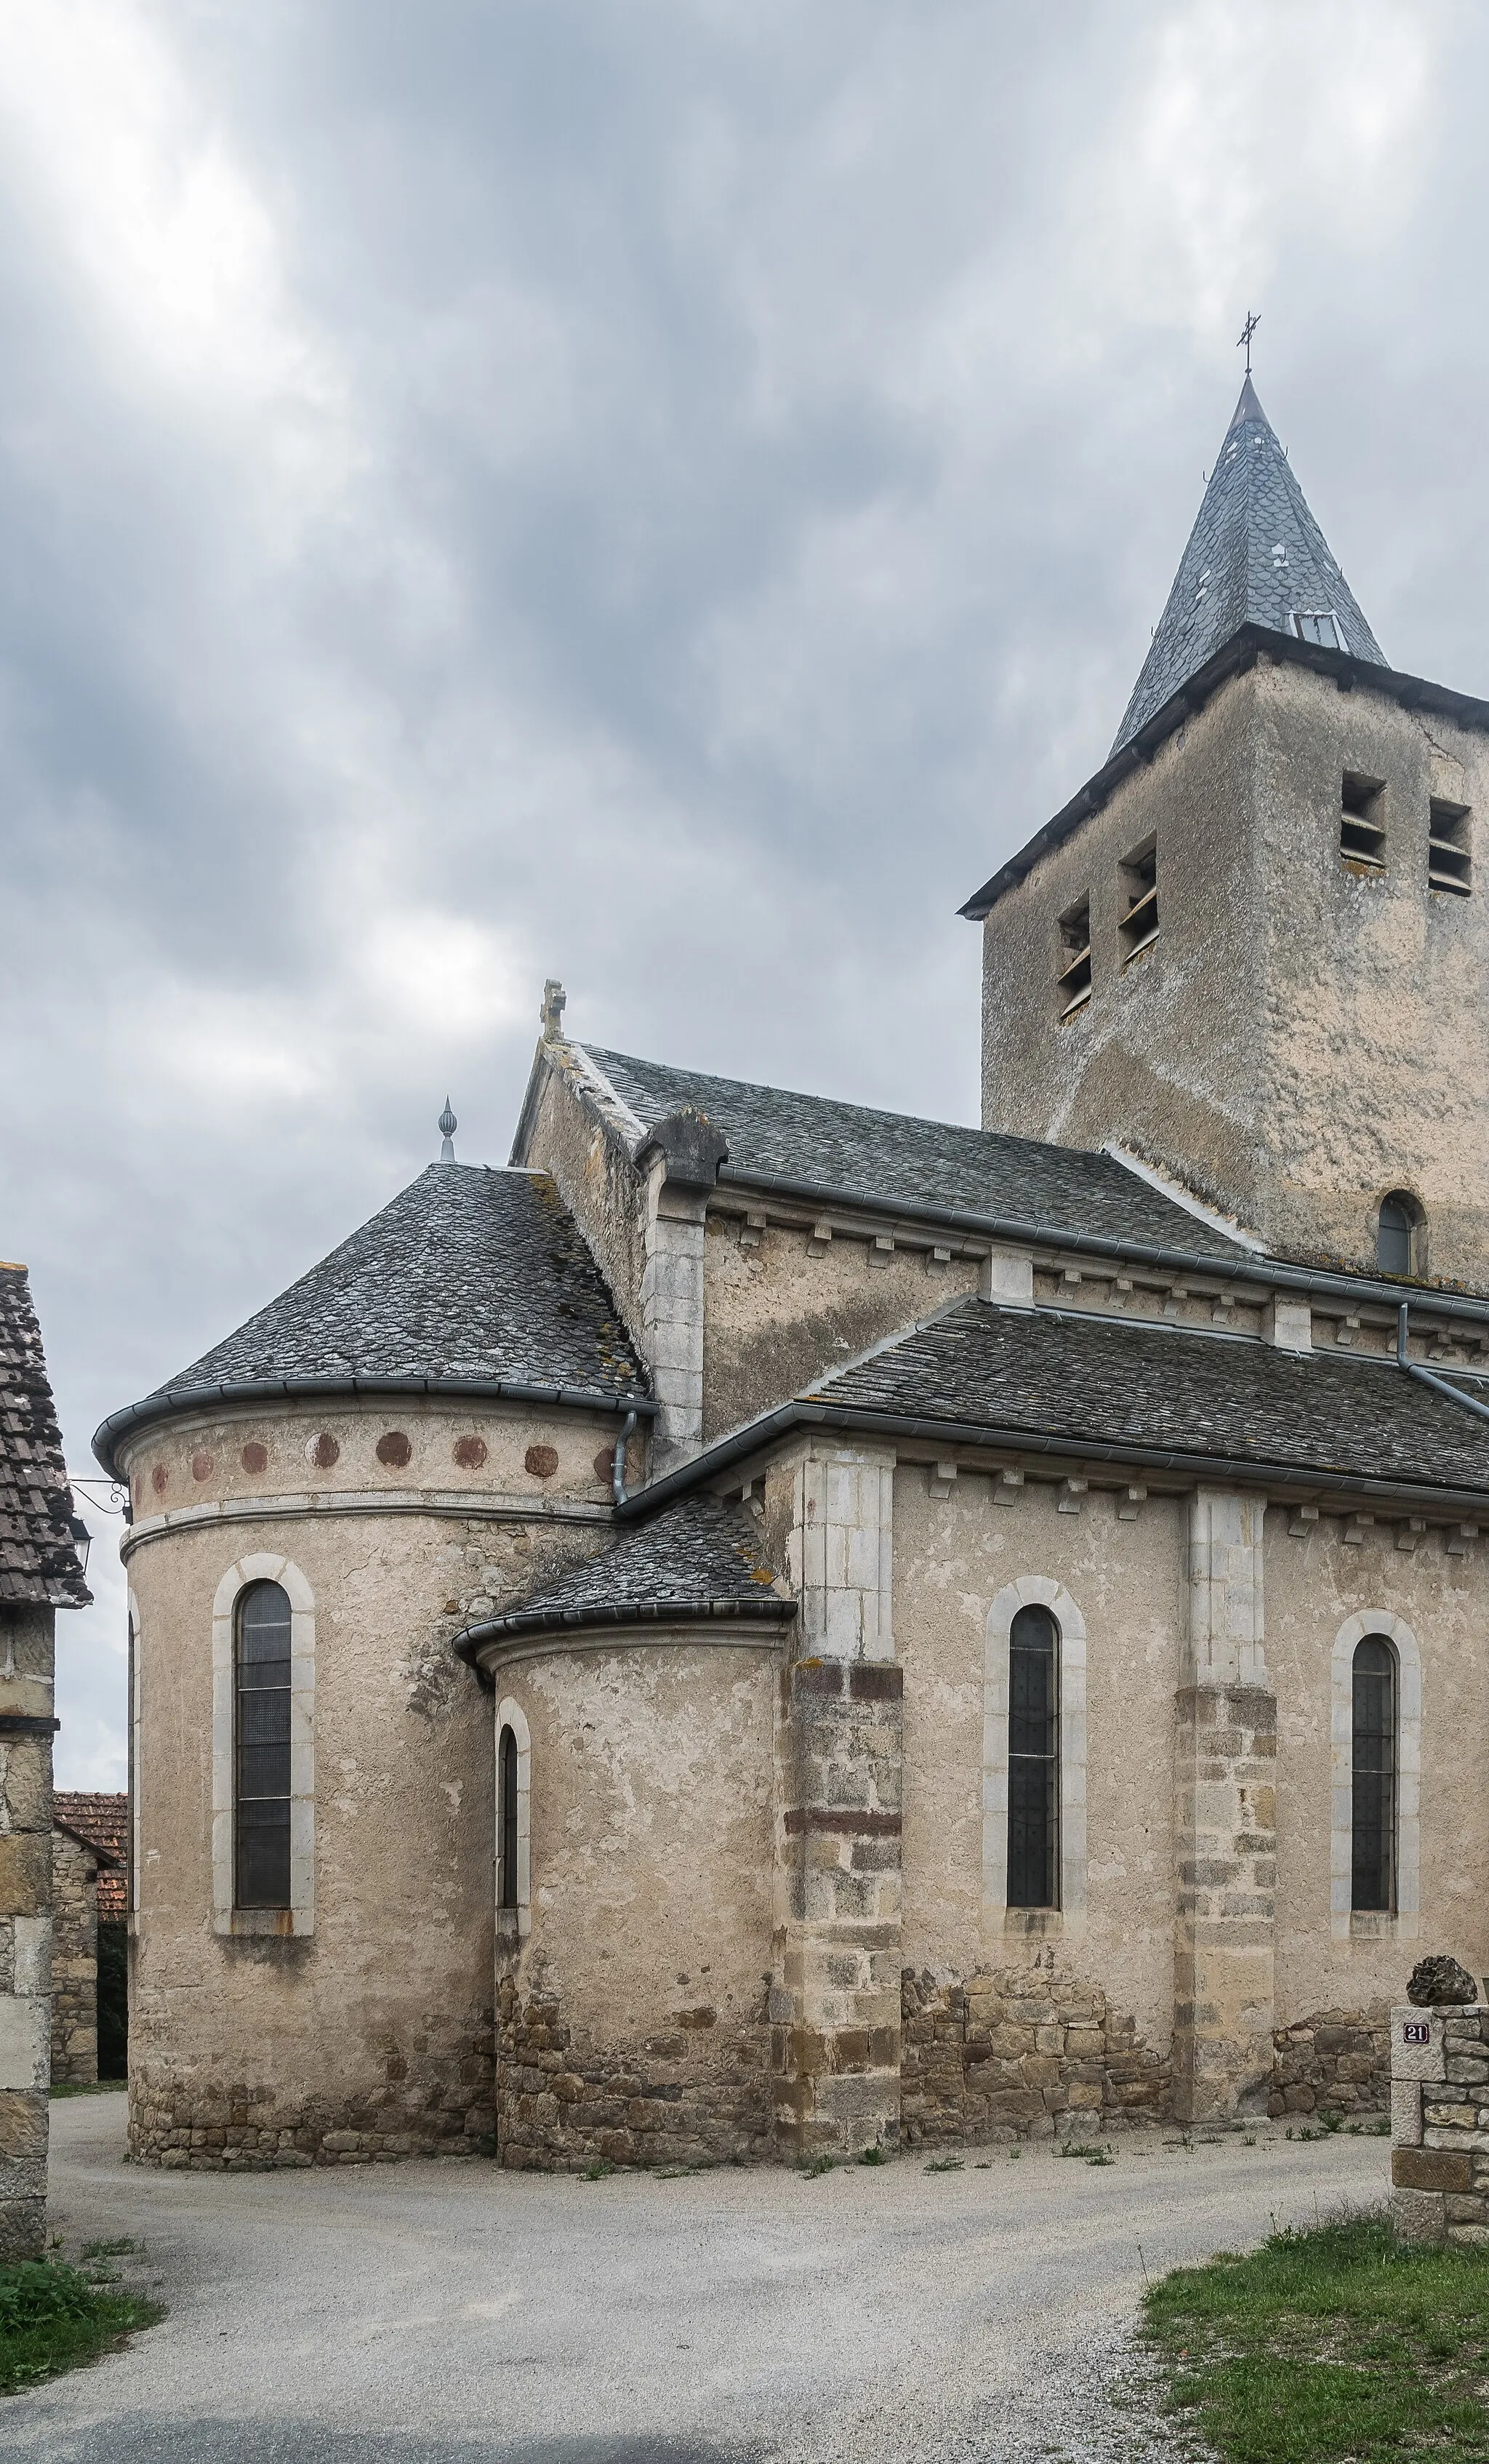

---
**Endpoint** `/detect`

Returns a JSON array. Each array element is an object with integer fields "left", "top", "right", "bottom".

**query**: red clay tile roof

[
  {"left": 54, "top": 1791, "right": 127, "bottom": 1920},
  {"left": 0, "top": 1264, "right": 91, "bottom": 1608}
]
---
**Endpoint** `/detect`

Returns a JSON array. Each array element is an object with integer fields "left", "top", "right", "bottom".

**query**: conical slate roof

[
  {"left": 1112, "top": 377, "right": 1386, "bottom": 754},
  {"left": 93, "top": 1165, "right": 649, "bottom": 1475}
]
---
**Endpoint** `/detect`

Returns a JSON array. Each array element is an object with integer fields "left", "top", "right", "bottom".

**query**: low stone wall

[
  {"left": 1392, "top": 2002, "right": 1489, "bottom": 2245},
  {"left": 900, "top": 1962, "right": 1171, "bottom": 2144},
  {"left": 1269, "top": 2005, "right": 1389, "bottom": 2119},
  {"left": 497, "top": 1974, "right": 773, "bottom": 2170},
  {"left": 127, "top": 2028, "right": 495, "bottom": 2170}
]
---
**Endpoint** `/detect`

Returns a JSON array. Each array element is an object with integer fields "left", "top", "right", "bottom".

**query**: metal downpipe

[
  {"left": 612, "top": 1408, "right": 639, "bottom": 1506},
  {"left": 1397, "top": 1302, "right": 1489, "bottom": 1429}
]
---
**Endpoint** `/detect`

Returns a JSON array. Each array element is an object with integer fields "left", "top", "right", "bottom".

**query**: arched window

[
  {"left": 1377, "top": 1192, "right": 1423, "bottom": 1278},
  {"left": 1008, "top": 1604, "right": 1059, "bottom": 1909},
  {"left": 498, "top": 1724, "right": 518, "bottom": 1911},
  {"left": 1352, "top": 1634, "right": 1396, "bottom": 1913},
  {"left": 236, "top": 1580, "right": 293, "bottom": 1909},
  {"left": 494, "top": 1696, "right": 531, "bottom": 1938}
]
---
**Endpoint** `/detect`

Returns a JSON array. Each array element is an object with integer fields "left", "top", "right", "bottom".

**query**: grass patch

[
  {"left": 1144, "top": 2211, "right": 1489, "bottom": 2460},
  {"left": 48, "top": 2080, "right": 127, "bottom": 2100},
  {"left": 0, "top": 2260, "right": 162, "bottom": 2396}
]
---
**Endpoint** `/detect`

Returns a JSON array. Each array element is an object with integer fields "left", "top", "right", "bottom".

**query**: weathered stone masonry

[
  {"left": 128, "top": 2013, "right": 495, "bottom": 2170},
  {"left": 1392, "top": 2002, "right": 1489, "bottom": 2245},
  {"left": 497, "top": 1973, "right": 772, "bottom": 2171},
  {"left": 901, "top": 1961, "right": 1170, "bottom": 2144},
  {"left": 49, "top": 1826, "right": 103, "bottom": 2085},
  {"left": 1271, "top": 2004, "right": 1389, "bottom": 2119},
  {"left": 773, "top": 1656, "right": 903, "bottom": 2159}
]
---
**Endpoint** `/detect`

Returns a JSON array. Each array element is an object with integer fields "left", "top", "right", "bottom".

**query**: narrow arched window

[
  {"left": 1377, "top": 1192, "right": 1423, "bottom": 1278},
  {"left": 1352, "top": 1634, "right": 1396, "bottom": 1913},
  {"left": 498, "top": 1724, "right": 518, "bottom": 1912},
  {"left": 1008, "top": 1604, "right": 1059, "bottom": 1908},
  {"left": 236, "top": 1581, "right": 292, "bottom": 1909}
]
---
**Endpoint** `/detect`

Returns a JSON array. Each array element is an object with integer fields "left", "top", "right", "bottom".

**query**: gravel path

[{"left": 10, "top": 2098, "right": 1386, "bottom": 2463}]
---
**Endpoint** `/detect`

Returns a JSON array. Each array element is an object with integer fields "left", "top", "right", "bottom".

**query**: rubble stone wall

[
  {"left": 497, "top": 1973, "right": 771, "bottom": 2170},
  {"left": 900, "top": 1960, "right": 1171, "bottom": 2143},
  {"left": 0, "top": 1603, "right": 55, "bottom": 2260},
  {"left": 49, "top": 1828, "right": 99, "bottom": 2085},
  {"left": 1270, "top": 2004, "right": 1390, "bottom": 2119},
  {"left": 128, "top": 2020, "right": 494, "bottom": 2170}
]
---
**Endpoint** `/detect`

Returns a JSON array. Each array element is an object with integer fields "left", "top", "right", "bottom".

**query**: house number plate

[{"left": 1402, "top": 2022, "right": 1431, "bottom": 2044}]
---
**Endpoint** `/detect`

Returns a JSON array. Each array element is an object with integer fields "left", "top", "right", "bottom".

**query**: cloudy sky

[{"left": 6, "top": 1, "right": 1488, "bottom": 1783}]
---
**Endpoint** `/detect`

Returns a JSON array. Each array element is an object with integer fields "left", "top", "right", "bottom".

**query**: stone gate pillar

[
  {"left": 1391, "top": 2001, "right": 1489, "bottom": 2244},
  {"left": 774, "top": 1443, "right": 902, "bottom": 2159},
  {"left": 1173, "top": 1488, "right": 1277, "bottom": 2122}
]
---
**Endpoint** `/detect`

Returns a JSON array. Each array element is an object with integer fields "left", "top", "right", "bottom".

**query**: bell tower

[{"left": 965, "top": 376, "right": 1489, "bottom": 1290}]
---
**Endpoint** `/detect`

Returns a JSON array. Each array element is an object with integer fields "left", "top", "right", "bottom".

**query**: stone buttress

[
  {"left": 1174, "top": 1488, "right": 1277, "bottom": 2121},
  {"left": 773, "top": 1443, "right": 902, "bottom": 2157}
]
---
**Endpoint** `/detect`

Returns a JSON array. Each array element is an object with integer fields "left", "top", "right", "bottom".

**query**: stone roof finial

[
  {"left": 438, "top": 1099, "right": 457, "bottom": 1163},
  {"left": 541, "top": 979, "right": 567, "bottom": 1041}
]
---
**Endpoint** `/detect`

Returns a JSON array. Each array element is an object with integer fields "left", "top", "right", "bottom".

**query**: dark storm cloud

[{"left": 1, "top": 0, "right": 1484, "bottom": 1774}]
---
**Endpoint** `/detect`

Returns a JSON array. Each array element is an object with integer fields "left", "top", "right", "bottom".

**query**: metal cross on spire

[{"left": 1237, "top": 310, "right": 1260, "bottom": 376}]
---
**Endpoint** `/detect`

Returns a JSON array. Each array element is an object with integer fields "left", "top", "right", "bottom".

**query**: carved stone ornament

[{"left": 1406, "top": 1954, "right": 1480, "bottom": 2008}]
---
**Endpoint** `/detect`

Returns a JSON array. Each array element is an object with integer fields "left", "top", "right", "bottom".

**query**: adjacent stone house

[
  {"left": 1, "top": 1264, "right": 91, "bottom": 2253},
  {"left": 97, "top": 377, "right": 1489, "bottom": 2172},
  {"left": 51, "top": 1794, "right": 127, "bottom": 2087}
]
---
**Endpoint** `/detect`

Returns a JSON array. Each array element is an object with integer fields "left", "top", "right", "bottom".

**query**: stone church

[{"left": 98, "top": 376, "right": 1489, "bottom": 2172}]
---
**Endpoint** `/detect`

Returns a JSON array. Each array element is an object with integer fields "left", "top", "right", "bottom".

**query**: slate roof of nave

[
  {"left": 808, "top": 1299, "right": 1489, "bottom": 1496},
  {"left": 0, "top": 1263, "right": 92, "bottom": 1609},
  {"left": 585, "top": 1047, "right": 1251, "bottom": 1262},
  {"left": 1111, "top": 375, "right": 1386, "bottom": 754},
  {"left": 455, "top": 1493, "right": 792, "bottom": 1645},
  {"left": 94, "top": 1165, "right": 648, "bottom": 1474}
]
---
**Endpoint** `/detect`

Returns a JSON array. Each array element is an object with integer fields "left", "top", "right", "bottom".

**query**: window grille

[
  {"left": 1007, "top": 1604, "right": 1059, "bottom": 1908},
  {"left": 1056, "top": 896, "right": 1091, "bottom": 1018},
  {"left": 498, "top": 1723, "right": 518, "bottom": 1911},
  {"left": 1293, "top": 611, "right": 1343, "bottom": 650},
  {"left": 1341, "top": 771, "right": 1386, "bottom": 870},
  {"left": 1351, "top": 1634, "right": 1396, "bottom": 1913},
  {"left": 1118, "top": 838, "right": 1158, "bottom": 965},
  {"left": 1429, "top": 798, "right": 1472, "bottom": 896},
  {"left": 235, "top": 1581, "right": 293, "bottom": 1909},
  {"left": 1377, "top": 1191, "right": 1423, "bottom": 1279}
]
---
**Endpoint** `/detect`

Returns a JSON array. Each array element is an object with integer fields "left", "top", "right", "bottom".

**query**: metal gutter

[
  {"left": 452, "top": 1590, "right": 795, "bottom": 1680},
  {"left": 713, "top": 1163, "right": 1489, "bottom": 1323},
  {"left": 958, "top": 622, "right": 1489, "bottom": 921},
  {"left": 619, "top": 1394, "right": 1489, "bottom": 1525},
  {"left": 92, "top": 1372, "right": 656, "bottom": 1482}
]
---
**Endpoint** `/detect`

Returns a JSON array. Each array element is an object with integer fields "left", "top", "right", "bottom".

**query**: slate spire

[{"left": 1111, "top": 376, "right": 1386, "bottom": 755}]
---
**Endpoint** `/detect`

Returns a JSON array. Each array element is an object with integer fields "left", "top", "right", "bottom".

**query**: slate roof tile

[
  {"left": 586, "top": 1047, "right": 1248, "bottom": 1261},
  {"left": 812, "top": 1300, "right": 1489, "bottom": 1494},
  {"left": 459, "top": 1493, "right": 792, "bottom": 1642},
  {"left": 1112, "top": 377, "right": 1386, "bottom": 754},
  {"left": 95, "top": 1165, "right": 647, "bottom": 1475},
  {"left": 0, "top": 1264, "right": 91, "bottom": 1609}
]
